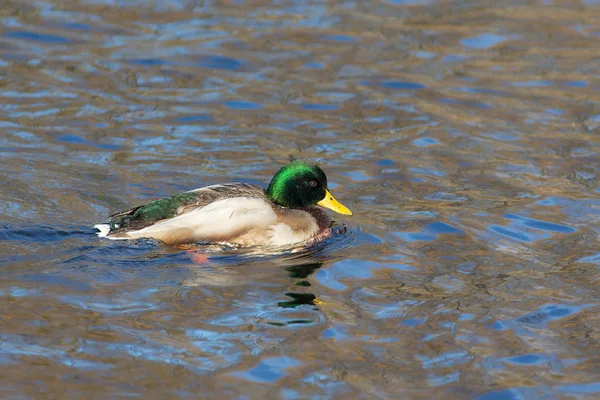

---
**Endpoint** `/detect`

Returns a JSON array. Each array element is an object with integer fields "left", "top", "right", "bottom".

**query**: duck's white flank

[{"left": 125, "top": 197, "right": 277, "bottom": 242}]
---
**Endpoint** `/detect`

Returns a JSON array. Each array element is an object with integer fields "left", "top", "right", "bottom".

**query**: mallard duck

[{"left": 95, "top": 160, "right": 352, "bottom": 246}]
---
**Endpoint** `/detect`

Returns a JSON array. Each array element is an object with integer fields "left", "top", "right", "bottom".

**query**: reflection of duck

[
  {"left": 279, "top": 263, "right": 324, "bottom": 308},
  {"left": 286, "top": 262, "right": 323, "bottom": 280},
  {"left": 95, "top": 160, "right": 352, "bottom": 246}
]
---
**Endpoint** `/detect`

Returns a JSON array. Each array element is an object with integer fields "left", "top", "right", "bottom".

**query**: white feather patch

[
  {"left": 94, "top": 224, "right": 130, "bottom": 240},
  {"left": 185, "top": 183, "right": 231, "bottom": 193},
  {"left": 94, "top": 224, "right": 111, "bottom": 238}
]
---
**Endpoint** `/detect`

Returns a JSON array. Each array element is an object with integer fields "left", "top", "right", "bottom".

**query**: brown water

[{"left": 1, "top": 0, "right": 600, "bottom": 398}]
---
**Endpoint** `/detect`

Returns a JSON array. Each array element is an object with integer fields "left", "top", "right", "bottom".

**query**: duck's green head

[{"left": 265, "top": 160, "right": 352, "bottom": 215}]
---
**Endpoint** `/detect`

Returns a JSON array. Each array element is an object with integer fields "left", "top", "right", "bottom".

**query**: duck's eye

[{"left": 309, "top": 180, "right": 318, "bottom": 187}]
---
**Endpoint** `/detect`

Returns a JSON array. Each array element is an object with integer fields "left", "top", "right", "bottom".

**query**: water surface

[{"left": 1, "top": 0, "right": 600, "bottom": 398}]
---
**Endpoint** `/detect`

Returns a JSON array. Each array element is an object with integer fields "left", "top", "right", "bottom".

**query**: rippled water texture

[{"left": 2, "top": 0, "right": 600, "bottom": 398}]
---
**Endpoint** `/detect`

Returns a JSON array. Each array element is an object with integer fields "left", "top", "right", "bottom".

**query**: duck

[{"left": 95, "top": 160, "right": 352, "bottom": 246}]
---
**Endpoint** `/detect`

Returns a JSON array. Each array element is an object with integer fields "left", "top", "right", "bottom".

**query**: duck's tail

[{"left": 94, "top": 224, "right": 111, "bottom": 238}]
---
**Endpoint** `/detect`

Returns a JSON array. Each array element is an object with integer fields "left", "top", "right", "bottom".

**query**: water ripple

[{"left": 1, "top": 0, "right": 600, "bottom": 397}]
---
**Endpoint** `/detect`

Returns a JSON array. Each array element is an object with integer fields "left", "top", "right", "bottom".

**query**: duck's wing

[{"left": 107, "top": 183, "right": 265, "bottom": 233}]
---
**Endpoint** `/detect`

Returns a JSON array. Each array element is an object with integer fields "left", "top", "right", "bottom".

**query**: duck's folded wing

[
  {"left": 108, "top": 183, "right": 265, "bottom": 232},
  {"left": 122, "top": 197, "right": 278, "bottom": 244}
]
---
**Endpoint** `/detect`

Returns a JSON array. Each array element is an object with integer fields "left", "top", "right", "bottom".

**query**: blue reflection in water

[
  {"left": 504, "top": 354, "right": 543, "bottom": 365},
  {"left": 301, "top": 103, "right": 338, "bottom": 111},
  {"left": 229, "top": 356, "right": 301, "bottom": 383},
  {"left": 412, "top": 50, "right": 435, "bottom": 59},
  {"left": 578, "top": 252, "right": 600, "bottom": 263},
  {"left": 516, "top": 304, "right": 578, "bottom": 324},
  {"left": 177, "top": 114, "right": 214, "bottom": 123},
  {"left": 511, "top": 81, "right": 552, "bottom": 87},
  {"left": 57, "top": 134, "right": 121, "bottom": 150},
  {"left": 223, "top": 101, "right": 262, "bottom": 110},
  {"left": 343, "top": 170, "right": 370, "bottom": 181},
  {"left": 412, "top": 137, "right": 439, "bottom": 147},
  {"left": 559, "top": 382, "right": 600, "bottom": 395},
  {"left": 321, "top": 325, "right": 349, "bottom": 340},
  {"left": 489, "top": 213, "right": 575, "bottom": 242},
  {"left": 410, "top": 167, "right": 445, "bottom": 177},
  {"left": 461, "top": 33, "right": 509, "bottom": 49},
  {"left": 374, "top": 159, "right": 396, "bottom": 167},
  {"left": 477, "top": 389, "right": 523, "bottom": 400},
  {"left": 303, "top": 62, "right": 324, "bottom": 69},
  {"left": 316, "top": 258, "right": 414, "bottom": 290},
  {"left": 0, "top": 225, "right": 91, "bottom": 243},
  {"left": 381, "top": 81, "right": 426, "bottom": 90},
  {"left": 402, "top": 317, "right": 426, "bottom": 327},
  {"left": 442, "top": 54, "right": 468, "bottom": 63},
  {"left": 20, "top": 273, "right": 93, "bottom": 292},
  {"left": 197, "top": 55, "right": 243, "bottom": 70},
  {"left": 503, "top": 214, "right": 576, "bottom": 233},
  {"left": 464, "top": 87, "right": 509, "bottom": 96},
  {"left": 439, "top": 98, "right": 493, "bottom": 109},
  {"left": 395, "top": 222, "right": 465, "bottom": 243},
  {"left": 427, "top": 222, "right": 464, "bottom": 235},
  {"left": 128, "top": 58, "right": 166, "bottom": 66},
  {"left": 320, "top": 34, "right": 357, "bottom": 42},
  {"left": 492, "top": 303, "right": 592, "bottom": 331},
  {"left": 5, "top": 31, "right": 70, "bottom": 44},
  {"left": 62, "top": 22, "right": 91, "bottom": 30},
  {"left": 564, "top": 80, "right": 588, "bottom": 87},
  {"left": 488, "top": 226, "right": 532, "bottom": 242}
]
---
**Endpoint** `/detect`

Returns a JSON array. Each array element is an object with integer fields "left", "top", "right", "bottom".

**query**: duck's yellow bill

[{"left": 317, "top": 190, "right": 353, "bottom": 215}]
